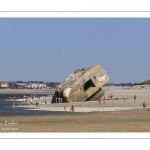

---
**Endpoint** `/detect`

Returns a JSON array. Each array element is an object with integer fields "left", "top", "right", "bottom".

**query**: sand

[
  {"left": 0, "top": 85, "right": 150, "bottom": 132},
  {"left": 1, "top": 109, "right": 150, "bottom": 132}
]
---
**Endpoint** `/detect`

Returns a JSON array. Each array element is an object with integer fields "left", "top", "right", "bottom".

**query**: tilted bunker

[{"left": 52, "top": 64, "right": 110, "bottom": 103}]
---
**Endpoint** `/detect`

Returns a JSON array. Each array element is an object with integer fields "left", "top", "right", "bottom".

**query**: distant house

[
  {"left": 16, "top": 81, "right": 27, "bottom": 89},
  {"left": 53, "top": 82, "right": 60, "bottom": 88},
  {"left": 0, "top": 81, "right": 9, "bottom": 88},
  {"left": 27, "top": 81, "right": 47, "bottom": 89},
  {"left": 46, "top": 82, "right": 60, "bottom": 88},
  {"left": 46, "top": 82, "right": 54, "bottom": 88},
  {"left": 9, "top": 82, "right": 17, "bottom": 89}
]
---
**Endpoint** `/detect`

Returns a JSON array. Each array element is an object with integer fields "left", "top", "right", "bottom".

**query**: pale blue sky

[{"left": 0, "top": 18, "right": 150, "bottom": 83}]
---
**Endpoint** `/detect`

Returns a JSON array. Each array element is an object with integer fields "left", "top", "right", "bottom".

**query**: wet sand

[{"left": 0, "top": 109, "right": 150, "bottom": 132}]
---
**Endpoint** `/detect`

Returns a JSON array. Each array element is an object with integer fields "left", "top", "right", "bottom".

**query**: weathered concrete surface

[{"left": 52, "top": 64, "right": 110, "bottom": 103}]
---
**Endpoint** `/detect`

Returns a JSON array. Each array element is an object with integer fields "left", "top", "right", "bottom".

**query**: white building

[
  {"left": 27, "top": 81, "right": 47, "bottom": 89},
  {"left": 0, "top": 81, "right": 9, "bottom": 88}
]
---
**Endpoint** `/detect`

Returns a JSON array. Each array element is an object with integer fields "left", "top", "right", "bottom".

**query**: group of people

[
  {"left": 63, "top": 105, "right": 74, "bottom": 114},
  {"left": 11, "top": 99, "right": 40, "bottom": 109},
  {"left": 133, "top": 95, "right": 147, "bottom": 109},
  {"left": 10, "top": 94, "right": 43, "bottom": 110},
  {"left": 24, "top": 95, "right": 49, "bottom": 105},
  {"left": 55, "top": 97, "right": 63, "bottom": 103},
  {"left": 98, "top": 97, "right": 106, "bottom": 104},
  {"left": 97, "top": 94, "right": 148, "bottom": 110},
  {"left": 9, "top": 96, "right": 17, "bottom": 100},
  {"left": 10, "top": 93, "right": 149, "bottom": 112},
  {"left": 98, "top": 93, "right": 113, "bottom": 104}
]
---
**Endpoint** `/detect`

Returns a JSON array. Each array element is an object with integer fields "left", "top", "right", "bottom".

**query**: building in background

[
  {"left": 0, "top": 80, "right": 59, "bottom": 89},
  {"left": 27, "top": 81, "right": 47, "bottom": 89},
  {"left": 9, "top": 82, "right": 17, "bottom": 89},
  {"left": 16, "top": 81, "right": 28, "bottom": 89},
  {"left": 0, "top": 81, "right": 9, "bottom": 88}
]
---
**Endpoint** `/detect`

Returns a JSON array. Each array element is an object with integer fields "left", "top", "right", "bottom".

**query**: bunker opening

[{"left": 84, "top": 79, "right": 96, "bottom": 94}]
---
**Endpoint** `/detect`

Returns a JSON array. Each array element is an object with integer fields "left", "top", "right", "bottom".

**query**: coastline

[
  {"left": 0, "top": 86, "right": 150, "bottom": 132},
  {"left": 0, "top": 89, "right": 55, "bottom": 94},
  {"left": 1, "top": 86, "right": 150, "bottom": 115}
]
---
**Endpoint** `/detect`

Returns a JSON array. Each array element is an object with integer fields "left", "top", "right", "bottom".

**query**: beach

[
  {"left": 1, "top": 109, "right": 150, "bottom": 132},
  {"left": 0, "top": 85, "right": 150, "bottom": 132}
]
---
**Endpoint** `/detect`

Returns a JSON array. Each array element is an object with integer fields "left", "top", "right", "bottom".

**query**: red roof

[{"left": 1, "top": 81, "right": 8, "bottom": 85}]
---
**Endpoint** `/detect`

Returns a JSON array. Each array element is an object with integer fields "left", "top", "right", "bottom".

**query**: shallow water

[{"left": 0, "top": 94, "right": 48, "bottom": 100}]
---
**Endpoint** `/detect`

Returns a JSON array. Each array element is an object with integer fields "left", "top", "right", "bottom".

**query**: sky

[{"left": 0, "top": 18, "right": 150, "bottom": 83}]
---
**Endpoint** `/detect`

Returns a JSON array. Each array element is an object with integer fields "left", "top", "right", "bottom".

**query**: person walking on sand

[
  {"left": 103, "top": 97, "right": 106, "bottom": 104},
  {"left": 64, "top": 107, "right": 66, "bottom": 114},
  {"left": 98, "top": 97, "right": 101, "bottom": 104},
  {"left": 36, "top": 102, "right": 39, "bottom": 109},
  {"left": 55, "top": 97, "right": 57, "bottom": 103},
  {"left": 110, "top": 93, "right": 113, "bottom": 99},
  {"left": 32, "top": 96, "right": 34, "bottom": 101},
  {"left": 134, "top": 95, "right": 136, "bottom": 103},
  {"left": 143, "top": 102, "right": 146, "bottom": 108},
  {"left": 25, "top": 97, "right": 28, "bottom": 105},
  {"left": 13, "top": 96, "right": 17, "bottom": 101},
  {"left": 44, "top": 97, "right": 47, "bottom": 104},
  {"left": 70, "top": 105, "right": 74, "bottom": 113},
  {"left": 12, "top": 100, "right": 14, "bottom": 110},
  {"left": 30, "top": 98, "right": 33, "bottom": 105},
  {"left": 58, "top": 97, "right": 60, "bottom": 103}
]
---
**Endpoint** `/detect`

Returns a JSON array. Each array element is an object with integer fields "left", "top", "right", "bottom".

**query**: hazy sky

[{"left": 0, "top": 18, "right": 150, "bottom": 83}]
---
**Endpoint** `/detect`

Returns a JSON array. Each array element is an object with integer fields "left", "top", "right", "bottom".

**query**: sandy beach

[
  {"left": 0, "top": 85, "right": 150, "bottom": 132},
  {"left": 1, "top": 109, "right": 150, "bottom": 132}
]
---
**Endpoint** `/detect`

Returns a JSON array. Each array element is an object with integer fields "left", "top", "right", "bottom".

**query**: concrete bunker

[{"left": 51, "top": 64, "right": 110, "bottom": 103}]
